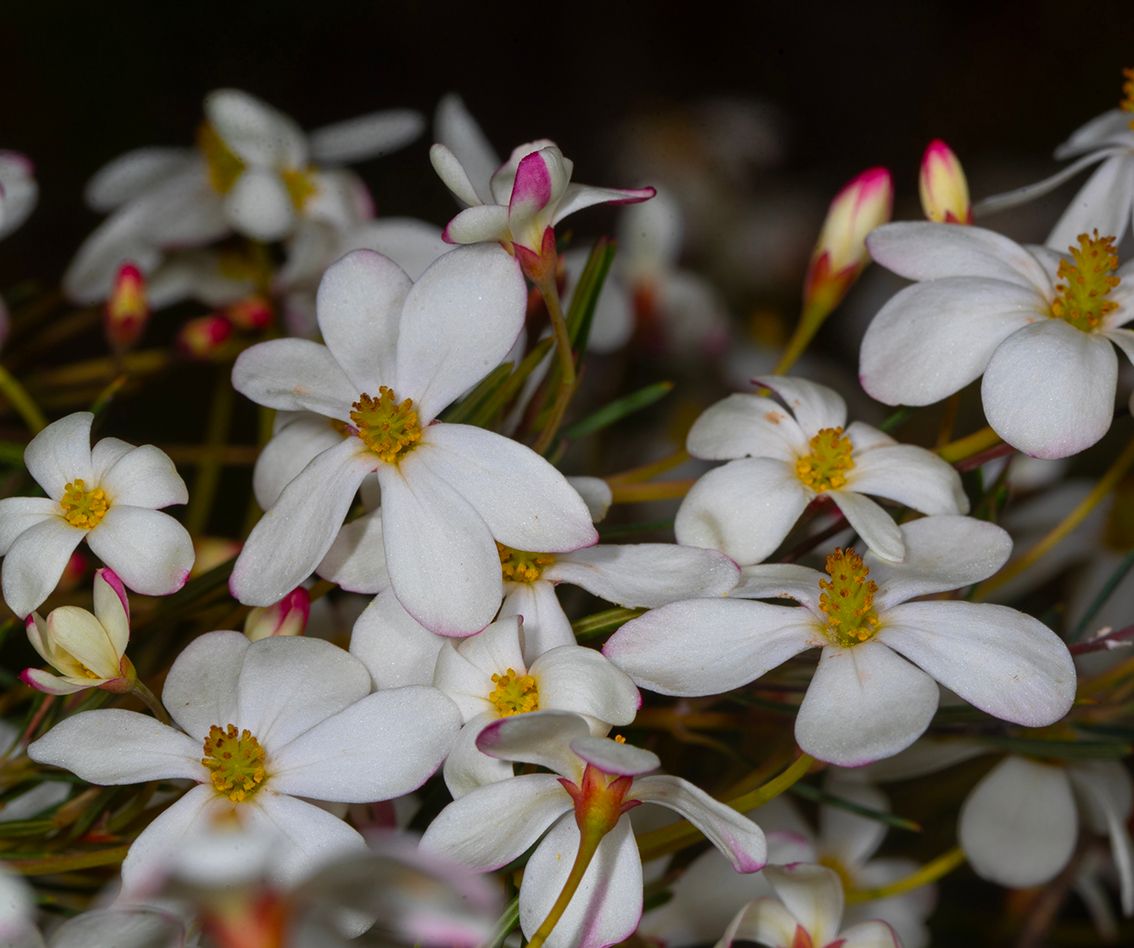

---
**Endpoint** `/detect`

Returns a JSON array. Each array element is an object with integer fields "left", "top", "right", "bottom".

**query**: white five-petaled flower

[
  {"left": 0, "top": 412, "right": 194, "bottom": 618},
  {"left": 422, "top": 711, "right": 766, "bottom": 948},
  {"left": 28, "top": 631, "right": 461, "bottom": 893},
  {"left": 605, "top": 516, "right": 1076, "bottom": 766},
  {"left": 230, "top": 244, "right": 597, "bottom": 635},
  {"left": 860, "top": 222, "right": 1134, "bottom": 459},
  {"left": 676, "top": 375, "right": 968, "bottom": 564}
]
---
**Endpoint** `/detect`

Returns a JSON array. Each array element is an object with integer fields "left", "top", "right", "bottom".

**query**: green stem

[
  {"left": 186, "top": 372, "right": 235, "bottom": 535},
  {"left": 0, "top": 363, "right": 47, "bottom": 432},
  {"left": 532, "top": 273, "right": 576, "bottom": 455},
  {"left": 527, "top": 827, "right": 604, "bottom": 948},
  {"left": 129, "top": 680, "right": 170, "bottom": 725}
]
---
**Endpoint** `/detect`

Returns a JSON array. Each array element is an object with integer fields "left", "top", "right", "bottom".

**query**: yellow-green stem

[
  {"left": 129, "top": 680, "right": 170, "bottom": 725},
  {"left": 526, "top": 826, "right": 604, "bottom": 948},
  {"left": 0, "top": 363, "right": 47, "bottom": 432},
  {"left": 608, "top": 479, "right": 696, "bottom": 504},
  {"left": 846, "top": 845, "right": 965, "bottom": 903},
  {"left": 607, "top": 449, "right": 690, "bottom": 485},
  {"left": 186, "top": 375, "right": 235, "bottom": 535},
  {"left": 772, "top": 302, "right": 827, "bottom": 375},
  {"left": 532, "top": 274, "right": 576, "bottom": 455},
  {"left": 937, "top": 425, "right": 1001, "bottom": 464}
]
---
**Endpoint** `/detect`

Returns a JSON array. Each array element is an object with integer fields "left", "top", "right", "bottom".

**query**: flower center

[
  {"left": 795, "top": 427, "right": 855, "bottom": 492},
  {"left": 1049, "top": 231, "right": 1121, "bottom": 333},
  {"left": 281, "top": 166, "right": 318, "bottom": 210},
  {"left": 350, "top": 387, "right": 423, "bottom": 464},
  {"left": 201, "top": 724, "right": 268, "bottom": 803},
  {"left": 817, "top": 548, "right": 881, "bottom": 647},
  {"left": 59, "top": 479, "right": 110, "bottom": 529},
  {"left": 488, "top": 668, "right": 539, "bottom": 716},
  {"left": 1122, "top": 67, "right": 1134, "bottom": 129},
  {"left": 198, "top": 122, "right": 246, "bottom": 195},
  {"left": 497, "top": 542, "right": 556, "bottom": 583}
]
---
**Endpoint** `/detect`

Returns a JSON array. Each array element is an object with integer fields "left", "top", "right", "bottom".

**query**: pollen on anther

[
  {"left": 817, "top": 548, "right": 881, "bottom": 648},
  {"left": 488, "top": 668, "right": 540, "bottom": 717},
  {"left": 497, "top": 543, "right": 556, "bottom": 583},
  {"left": 350, "top": 386, "right": 423, "bottom": 464},
  {"left": 795, "top": 427, "right": 855, "bottom": 493},
  {"left": 59, "top": 479, "right": 111, "bottom": 530},
  {"left": 1050, "top": 231, "right": 1121, "bottom": 333},
  {"left": 201, "top": 724, "right": 268, "bottom": 803}
]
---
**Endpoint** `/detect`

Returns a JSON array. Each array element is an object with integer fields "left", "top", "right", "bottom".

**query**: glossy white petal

[
  {"left": 475, "top": 710, "right": 589, "bottom": 776},
  {"left": 309, "top": 109, "right": 423, "bottom": 163},
  {"left": 318, "top": 508, "right": 388, "bottom": 593},
  {"left": 348, "top": 590, "right": 443, "bottom": 689},
  {"left": 99, "top": 445, "right": 187, "bottom": 508},
  {"left": 686, "top": 393, "right": 808, "bottom": 461},
  {"left": 232, "top": 338, "right": 357, "bottom": 418},
  {"left": 2, "top": 518, "right": 86, "bottom": 617},
  {"left": 253, "top": 413, "right": 346, "bottom": 510},
  {"left": 533, "top": 646, "right": 640, "bottom": 725},
  {"left": 0, "top": 497, "right": 56, "bottom": 554},
  {"left": 244, "top": 791, "right": 367, "bottom": 884},
  {"left": 24, "top": 412, "right": 93, "bottom": 499},
  {"left": 162, "top": 630, "right": 246, "bottom": 738},
  {"left": 554, "top": 181, "right": 656, "bottom": 224},
  {"left": 1048, "top": 155, "right": 1134, "bottom": 250},
  {"left": 87, "top": 506, "right": 193, "bottom": 596},
  {"left": 847, "top": 439, "right": 967, "bottom": 516},
  {"left": 827, "top": 491, "right": 904, "bottom": 562},
  {"left": 499, "top": 581, "right": 576, "bottom": 663},
  {"left": 756, "top": 376, "right": 848, "bottom": 435}
]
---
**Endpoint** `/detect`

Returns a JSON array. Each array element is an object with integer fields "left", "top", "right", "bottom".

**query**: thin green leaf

[
  {"left": 439, "top": 362, "right": 514, "bottom": 425},
  {"left": 788, "top": 782, "right": 922, "bottom": 832},
  {"left": 572, "top": 607, "right": 645, "bottom": 642},
  {"left": 565, "top": 239, "right": 616, "bottom": 350},
  {"left": 1072, "top": 548, "right": 1134, "bottom": 641},
  {"left": 484, "top": 896, "right": 521, "bottom": 948},
  {"left": 562, "top": 381, "right": 673, "bottom": 441}
]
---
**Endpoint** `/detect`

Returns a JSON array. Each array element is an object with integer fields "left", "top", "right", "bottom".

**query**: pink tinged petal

[
  {"left": 795, "top": 643, "right": 939, "bottom": 767},
  {"left": 756, "top": 376, "right": 848, "bottom": 435},
  {"left": 421, "top": 774, "right": 573, "bottom": 871},
  {"left": 393, "top": 245, "right": 526, "bottom": 422},
  {"left": 43, "top": 607, "right": 120, "bottom": 678},
  {"left": 717, "top": 897, "right": 801, "bottom": 948},
  {"left": 119, "top": 784, "right": 220, "bottom": 893},
  {"left": 827, "top": 491, "right": 904, "bottom": 563},
  {"left": 675, "top": 458, "right": 809, "bottom": 565},
  {"left": 519, "top": 816, "right": 642, "bottom": 948},
  {"left": 244, "top": 791, "right": 367, "bottom": 885},
  {"left": 24, "top": 412, "right": 94, "bottom": 499},
  {"left": 633, "top": 774, "right": 767, "bottom": 872},
  {"left": 205, "top": 89, "right": 306, "bottom": 167},
  {"left": 870, "top": 515, "right": 1012, "bottom": 610},
  {"left": 500, "top": 582, "right": 576, "bottom": 664},
  {"left": 27, "top": 709, "right": 203, "bottom": 783},
  {"left": 224, "top": 169, "right": 296, "bottom": 242},
  {"left": 162, "top": 631, "right": 248, "bottom": 737},
  {"left": 99, "top": 445, "right": 187, "bottom": 508},
  {"left": 819, "top": 778, "right": 890, "bottom": 867},
  {"left": 232, "top": 338, "right": 357, "bottom": 418},
  {"left": 603, "top": 599, "right": 817, "bottom": 696},
  {"left": 547, "top": 543, "right": 739, "bottom": 608},
  {"left": 84, "top": 146, "right": 195, "bottom": 212},
  {"left": 838, "top": 921, "right": 903, "bottom": 948},
  {"left": 866, "top": 222, "right": 1051, "bottom": 291},
  {"left": 552, "top": 181, "right": 657, "bottom": 224},
  {"left": 2, "top": 518, "right": 85, "bottom": 618},
  {"left": 316, "top": 248, "right": 411, "bottom": 393},
  {"left": 878, "top": 601, "right": 1075, "bottom": 726},
  {"left": 509, "top": 149, "right": 556, "bottom": 219},
  {"left": 231, "top": 440, "right": 374, "bottom": 606},
  {"left": 490, "top": 140, "right": 558, "bottom": 205},
  {"left": 377, "top": 458, "right": 500, "bottom": 636},
  {"left": 441, "top": 205, "right": 511, "bottom": 245},
  {"left": 847, "top": 433, "right": 967, "bottom": 518},
  {"left": 959, "top": 756, "right": 1077, "bottom": 888},
  {"left": 270, "top": 685, "right": 460, "bottom": 801},
  {"left": 476, "top": 710, "right": 590, "bottom": 775},
  {"left": 254, "top": 413, "right": 346, "bottom": 510},
  {"left": 430, "top": 143, "right": 488, "bottom": 208},
  {"left": 981, "top": 320, "right": 1118, "bottom": 458},
  {"left": 20, "top": 668, "right": 94, "bottom": 695},
  {"left": 1068, "top": 761, "right": 1134, "bottom": 915},
  {"left": 85, "top": 506, "right": 194, "bottom": 597},
  {"left": 733, "top": 563, "right": 825, "bottom": 609},
  {"left": 416, "top": 425, "right": 597, "bottom": 551},
  {"left": 686, "top": 393, "right": 808, "bottom": 461},
  {"left": 348, "top": 590, "right": 443, "bottom": 690},
  {"left": 533, "top": 646, "right": 641, "bottom": 725},
  {"left": 443, "top": 714, "right": 514, "bottom": 798},
  {"left": 0, "top": 497, "right": 57, "bottom": 554},
  {"left": 435, "top": 95, "right": 499, "bottom": 203},
  {"left": 1047, "top": 154, "right": 1134, "bottom": 250},
  {"left": 571, "top": 735, "right": 659, "bottom": 775},
  {"left": 764, "top": 863, "right": 846, "bottom": 946},
  {"left": 309, "top": 109, "right": 423, "bottom": 163},
  {"left": 859, "top": 278, "right": 1043, "bottom": 407},
  {"left": 318, "top": 508, "right": 389, "bottom": 594}
]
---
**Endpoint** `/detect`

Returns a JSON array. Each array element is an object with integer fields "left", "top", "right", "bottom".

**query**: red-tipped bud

[
  {"left": 919, "top": 139, "right": 972, "bottom": 224},
  {"left": 106, "top": 263, "right": 149, "bottom": 352},
  {"left": 225, "top": 295, "right": 274, "bottom": 332},
  {"left": 244, "top": 587, "right": 310, "bottom": 641},
  {"left": 177, "top": 315, "right": 233, "bottom": 360}
]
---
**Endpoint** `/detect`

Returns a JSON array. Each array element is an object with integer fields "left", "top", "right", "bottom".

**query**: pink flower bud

[
  {"left": 225, "top": 295, "right": 274, "bottom": 332},
  {"left": 192, "top": 537, "right": 242, "bottom": 577},
  {"left": 919, "top": 139, "right": 972, "bottom": 224},
  {"left": 177, "top": 314, "right": 233, "bottom": 360},
  {"left": 105, "top": 263, "right": 149, "bottom": 352},
  {"left": 244, "top": 587, "right": 310, "bottom": 641}
]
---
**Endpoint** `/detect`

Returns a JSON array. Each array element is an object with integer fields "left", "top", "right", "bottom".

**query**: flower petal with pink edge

[
  {"left": 162, "top": 630, "right": 247, "bottom": 738},
  {"left": 99, "top": 445, "right": 188, "bottom": 508},
  {"left": 393, "top": 245, "right": 525, "bottom": 422},
  {"left": 633, "top": 774, "right": 767, "bottom": 872},
  {"left": 766, "top": 863, "right": 846, "bottom": 946},
  {"left": 500, "top": 581, "right": 576, "bottom": 663},
  {"left": 553, "top": 181, "right": 656, "bottom": 224},
  {"left": 118, "top": 785, "right": 222, "bottom": 894},
  {"left": 20, "top": 669, "right": 95, "bottom": 695},
  {"left": 254, "top": 413, "right": 347, "bottom": 510},
  {"left": 2, "top": 517, "right": 85, "bottom": 617},
  {"left": 756, "top": 376, "right": 848, "bottom": 436},
  {"left": 244, "top": 791, "right": 367, "bottom": 885},
  {"left": 224, "top": 169, "right": 295, "bottom": 241},
  {"left": 603, "top": 599, "right": 817, "bottom": 696},
  {"left": 232, "top": 338, "right": 358, "bottom": 418},
  {"left": 0, "top": 497, "right": 56, "bottom": 554},
  {"left": 86, "top": 506, "right": 193, "bottom": 596},
  {"left": 686, "top": 393, "right": 808, "bottom": 462},
  {"left": 827, "top": 490, "right": 904, "bottom": 562},
  {"left": 795, "top": 643, "right": 939, "bottom": 766},
  {"left": 533, "top": 646, "right": 641, "bottom": 725},
  {"left": 348, "top": 590, "right": 443, "bottom": 690},
  {"left": 421, "top": 775, "right": 572, "bottom": 870},
  {"left": 859, "top": 278, "right": 1042, "bottom": 407},
  {"left": 508, "top": 149, "right": 559, "bottom": 229},
  {"left": 309, "top": 109, "right": 423, "bottom": 163},
  {"left": 231, "top": 439, "right": 374, "bottom": 606},
  {"left": 441, "top": 204, "right": 510, "bottom": 245},
  {"left": 717, "top": 896, "right": 801, "bottom": 948},
  {"left": 519, "top": 816, "right": 642, "bottom": 948},
  {"left": 24, "top": 412, "right": 94, "bottom": 499},
  {"left": 475, "top": 710, "right": 589, "bottom": 776},
  {"left": 959, "top": 756, "right": 1076, "bottom": 888},
  {"left": 981, "top": 320, "right": 1118, "bottom": 458},
  {"left": 675, "top": 458, "right": 809, "bottom": 565}
]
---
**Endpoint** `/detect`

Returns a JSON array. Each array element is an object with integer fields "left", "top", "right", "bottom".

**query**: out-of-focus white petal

[
  {"left": 1068, "top": 761, "right": 1134, "bottom": 915},
  {"left": 345, "top": 218, "right": 449, "bottom": 279},
  {"left": 766, "top": 863, "right": 846, "bottom": 946},
  {"left": 24, "top": 412, "right": 94, "bottom": 499},
  {"left": 566, "top": 475, "right": 612, "bottom": 523},
  {"left": 430, "top": 142, "right": 486, "bottom": 208},
  {"left": 99, "top": 445, "right": 187, "bottom": 509},
  {"left": 686, "top": 393, "right": 808, "bottom": 461},
  {"left": 2, "top": 518, "right": 85, "bottom": 617},
  {"left": 838, "top": 920, "right": 903, "bottom": 948},
  {"left": 434, "top": 95, "right": 498, "bottom": 204},
  {"left": 827, "top": 491, "right": 904, "bottom": 562},
  {"left": 716, "top": 896, "right": 800, "bottom": 948},
  {"left": 309, "top": 110, "right": 423, "bottom": 163},
  {"left": 84, "top": 146, "right": 195, "bottom": 211},
  {"left": 348, "top": 590, "right": 443, "bottom": 689},
  {"left": 119, "top": 784, "right": 219, "bottom": 892},
  {"left": 232, "top": 338, "right": 357, "bottom": 418},
  {"left": 205, "top": 89, "right": 306, "bottom": 167},
  {"left": 224, "top": 169, "right": 296, "bottom": 241},
  {"left": 86, "top": 506, "right": 194, "bottom": 596},
  {"left": 820, "top": 778, "right": 889, "bottom": 868},
  {"left": 245, "top": 791, "right": 367, "bottom": 885}
]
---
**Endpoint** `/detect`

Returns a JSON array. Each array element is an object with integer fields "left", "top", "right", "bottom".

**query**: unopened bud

[
  {"left": 177, "top": 314, "right": 233, "bottom": 360},
  {"left": 244, "top": 587, "right": 310, "bottom": 641},
  {"left": 919, "top": 140, "right": 972, "bottom": 224},
  {"left": 225, "top": 295, "right": 274, "bottom": 332},
  {"left": 106, "top": 263, "right": 149, "bottom": 352}
]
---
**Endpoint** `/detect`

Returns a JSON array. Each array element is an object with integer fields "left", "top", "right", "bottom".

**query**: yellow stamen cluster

[
  {"left": 350, "top": 387, "right": 423, "bottom": 463},
  {"left": 281, "top": 166, "right": 318, "bottom": 210},
  {"left": 817, "top": 548, "right": 881, "bottom": 647},
  {"left": 1050, "top": 231, "right": 1121, "bottom": 333},
  {"left": 1122, "top": 67, "right": 1134, "bottom": 128},
  {"left": 795, "top": 427, "right": 855, "bottom": 492},
  {"left": 201, "top": 724, "right": 267, "bottom": 803},
  {"left": 59, "top": 479, "right": 110, "bottom": 529},
  {"left": 497, "top": 542, "right": 556, "bottom": 583},
  {"left": 488, "top": 668, "right": 539, "bottom": 716},
  {"left": 197, "top": 123, "right": 246, "bottom": 195}
]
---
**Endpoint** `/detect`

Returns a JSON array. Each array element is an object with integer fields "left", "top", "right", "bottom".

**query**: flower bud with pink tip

[
  {"left": 105, "top": 262, "right": 149, "bottom": 352},
  {"left": 177, "top": 313, "right": 233, "bottom": 359},
  {"left": 919, "top": 139, "right": 972, "bottom": 224},
  {"left": 243, "top": 587, "right": 310, "bottom": 641}
]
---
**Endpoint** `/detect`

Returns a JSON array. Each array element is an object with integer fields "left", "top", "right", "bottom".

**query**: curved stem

[
  {"left": 527, "top": 826, "right": 603, "bottom": 948},
  {"left": 129, "top": 680, "right": 170, "bottom": 725},
  {"left": 937, "top": 425, "right": 1001, "bottom": 463},
  {"left": 846, "top": 845, "right": 965, "bottom": 903},
  {"left": 608, "top": 478, "right": 696, "bottom": 503},
  {"left": 531, "top": 274, "right": 576, "bottom": 455},
  {"left": 0, "top": 363, "right": 47, "bottom": 432}
]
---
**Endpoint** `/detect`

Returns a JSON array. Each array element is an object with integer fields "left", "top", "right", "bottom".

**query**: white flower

[
  {"left": 0, "top": 151, "right": 37, "bottom": 240},
  {"left": 716, "top": 863, "right": 900, "bottom": 948},
  {"left": 860, "top": 222, "right": 1134, "bottom": 458},
  {"left": 27, "top": 631, "right": 461, "bottom": 892},
  {"left": 604, "top": 516, "right": 1076, "bottom": 766},
  {"left": 230, "top": 245, "right": 597, "bottom": 635},
  {"left": 0, "top": 412, "right": 194, "bottom": 618},
  {"left": 677, "top": 375, "right": 968, "bottom": 563},
  {"left": 422, "top": 711, "right": 766, "bottom": 948}
]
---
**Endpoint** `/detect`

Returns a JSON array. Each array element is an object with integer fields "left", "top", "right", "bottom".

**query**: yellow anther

[
  {"left": 795, "top": 427, "right": 855, "bottom": 492},
  {"left": 197, "top": 123, "right": 246, "bottom": 195},
  {"left": 613, "top": 734, "right": 627, "bottom": 744},
  {"left": 497, "top": 543, "right": 556, "bottom": 583},
  {"left": 281, "top": 166, "right": 318, "bottom": 210},
  {"left": 59, "top": 479, "right": 110, "bottom": 529},
  {"left": 1050, "top": 231, "right": 1121, "bottom": 333},
  {"left": 817, "top": 548, "right": 881, "bottom": 648},
  {"left": 488, "top": 668, "right": 539, "bottom": 717},
  {"left": 1122, "top": 67, "right": 1134, "bottom": 128},
  {"left": 201, "top": 724, "right": 268, "bottom": 803},
  {"left": 350, "top": 387, "right": 423, "bottom": 464}
]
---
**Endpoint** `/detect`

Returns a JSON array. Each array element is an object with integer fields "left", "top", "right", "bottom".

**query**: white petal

[
  {"left": 225, "top": 169, "right": 296, "bottom": 241},
  {"left": 27, "top": 709, "right": 202, "bottom": 783},
  {"left": 819, "top": 777, "right": 890, "bottom": 867},
  {"left": 119, "top": 785, "right": 219, "bottom": 893},
  {"left": 244, "top": 791, "right": 367, "bottom": 885},
  {"left": 716, "top": 896, "right": 801, "bottom": 948},
  {"left": 434, "top": 96, "right": 498, "bottom": 203},
  {"left": 2, "top": 518, "right": 85, "bottom": 617},
  {"left": 756, "top": 376, "right": 848, "bottom": 435},
  {"left": 675, "top": 459, "right": 809, "bottom": 565},
  {"left": 633, "top": 774, "right": 766, "bottom": 871},
  {"left": 430, "top": 142, "right": 487, "bottom": 208},
  {"left": 309, "top": 109, "right": 423, "bottom": 163},
  {"left": 348, "top": 589, "right": 443, "bottom": 689},
  {"left": 828, "top": 491, "right": 904, "bottom": 562},
  {"left": 421, "top": 775, "right": 572, "bottom": 870},
  {"left": 84, "top": 146, "right": 195, "bottom": 211},
  {"left": 686, "top": 393, "right": 808, "bottom": 461},
  {"left": 24, "top": 412, "right": 93, "bottom": 499},
  {"left": 91, "top": 435, "right": 140, "bottom": 479},
  {"left": 48, "top": 907, "right": 186, "bottom": 948},
  {"left": 441, "top": 204, "right": 511, "bottom": 244},
  {"left": 499, "top": 582, "right": 576, "bottom": 663},
  {"left": 475, "top": 710, "right": 589, "bottom": 776},
  {"left": 553, "top": 181, "right": 656, "bottom": 224},
  {"left": 415, "top": 424, "right": 597, "bottom": 552},
  {"left": 847, "top": 436, "right": 967, "bottom": 516},
  {"left": 318, "top": 509, "right": 389, "bottom": 593},
  {"left": 344, "top": 217, "right": 450, "bottom": 279},
  {"left": 732, "top": 563, "right": 824, "bottom": 609},
  {"left": 795, "top": 643, "right": 939, "bottom": 766},
  {"left": 566, "top": 475, "right": 612, "bottom": 523},
  {"left": 0, "top": 497, "right": 56, "bottom": 554},
  {"left": 976, "top": 149, "right": 1120, "bottom": 211},
  {"left": 859, "top": 278, "right": 1042, "bottom": 407},
  {"left": 232, "top": 338, "right": 357, "bottom": 418},
  {"left": 532, "top": 646, "right": 640, "bottom": 725},
  {"left": 443, "top": 714, "right": 514, "bottom": 798},
  {"left": 86, "top": 506, "right": 193, "bottom": 596},
  {"left": 162, "top": 630, "right": 247, "bottom": 738},
  {"left": 572, "top": 734, "right": 659, "bottom": 775},
  {"left": 253, "top": 413, "right": 346, "bottom": 511},
  {"left": 99, "top": 445, "right": 187, "bottom": 508},
  {"left": 393, "top": 245, "right": 526, "bottom": 421},
  {"left": 960, "top": 756, "right": 1076, "bottom": 888},
  {"left": 316, "top": 248, "right": 411, "bottom": 393},
  {"left": 519, "top": 816, "right": 642, "bottom": 948},
  {"left": 981, "top": 320, "right": 1118, "bottom": 458},
  {"left": 205, "top": 89, "right": 306, "bottom": 167},
  {"left": 603, "top": 599, "right": 817, "bottom": 695},
  {"left": 764, "top": 863, "right": 846, "bottom": 947},
  {"left": 1068, "top": 761, "right": 1134, "bottom": 915},
  {"left": 1047, "top": 155, "right": 1134, "bottom": 250},
  {"left": 231, "top": 440, "right": 374, "bottom": 606},
  {"left": 838, "top": 920, "right": 903, "bottom": 948}
]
